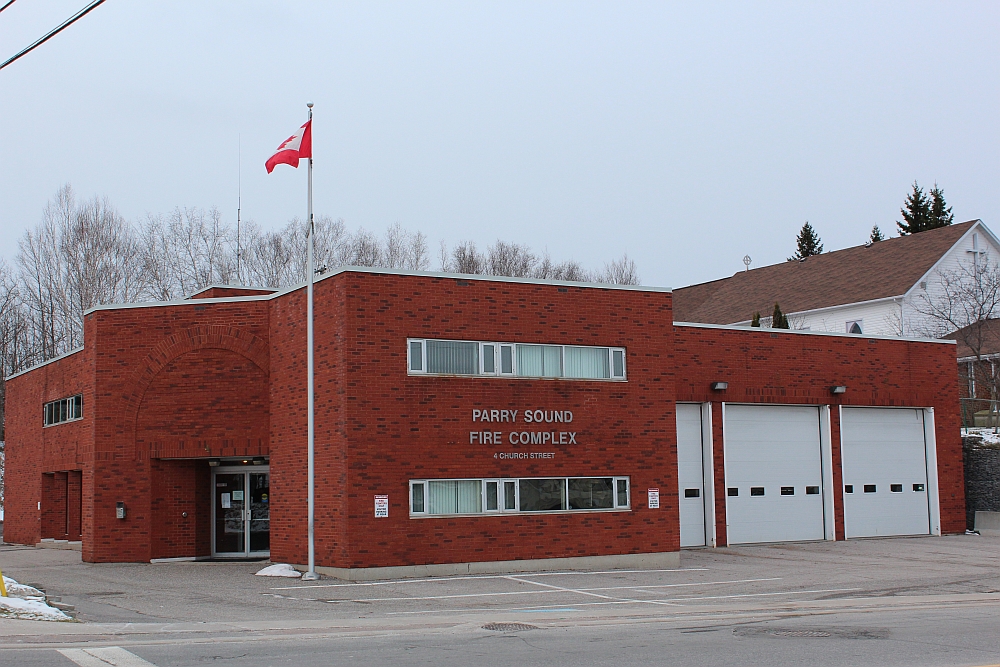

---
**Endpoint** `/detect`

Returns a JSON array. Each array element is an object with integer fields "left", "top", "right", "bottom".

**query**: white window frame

[
  {"left": 483, "top": 479, "right": 501, "bottom": 512},
  {"left": 408, "top": 340, "right": 426, "bottom": 373},
  {"left": 846, "top": 320, "right": 863, "bottom": 334},
  {"left": 407, "top": 338, "right": 627, "bottom": 381},
  {"left": 43, "top": 394, "right": 83, "bottom": 428},
  {"left": 480, "top": 343, "right": 498, "bottom": 375},
  {"left": 408, "top": 476, "right": 630, "bottom": 517},
  {"left": 409, "top": 480, "right": 428, "bottom": 515}
]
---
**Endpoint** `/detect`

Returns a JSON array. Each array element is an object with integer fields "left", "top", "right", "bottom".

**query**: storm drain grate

[{"left": 483, "top": 622, "right": 539, "bottom": 632}]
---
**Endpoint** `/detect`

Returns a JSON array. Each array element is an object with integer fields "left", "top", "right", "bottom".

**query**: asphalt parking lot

[{"left": 1, "top": 533, "right": 998, "bottom": 624}]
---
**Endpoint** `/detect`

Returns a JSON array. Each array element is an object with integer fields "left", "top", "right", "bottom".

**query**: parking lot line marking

[
  {"left": 269, "top": 568, "right": 710, "bottom": 590},
  {"left": 58, "top": 647, "right": 159, "bottom": 667},
  {"left": 504, "top": 575, "right": 682, "bottom": 608},
  {"left": 386, "top": 587, "right": 863, "bottom": 615},
  {"left": 578, "top": 577, "right": 782, "bottom": 592},
  {"left": 262, "top": 577, "right": 782, "bottom": 604}
]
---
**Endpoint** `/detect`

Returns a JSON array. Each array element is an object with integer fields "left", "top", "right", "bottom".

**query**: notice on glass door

[
  {"left": 374, "top": 495, "right": 389, "bottom": 518},
  {"left": 221, "top": 493, "right": 231, "bottom": 509},
  {"left": 647, "top": 488, "right": 660, "bottom": 509}
]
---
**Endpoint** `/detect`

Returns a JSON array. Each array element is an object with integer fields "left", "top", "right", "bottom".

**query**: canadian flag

[{"left": 265, "top": 120, "right": 312, "bottom": 173}]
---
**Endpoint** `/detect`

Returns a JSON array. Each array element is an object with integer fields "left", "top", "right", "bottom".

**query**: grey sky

[{"left": 1, "top": 1, "right": 997, "bottom": 289}]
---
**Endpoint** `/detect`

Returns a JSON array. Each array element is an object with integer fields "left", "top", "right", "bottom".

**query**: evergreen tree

[
  {"left": 772, "top": 303, "right": 789, "bottom": 329},
  {"left": 788, "top": 222, "right": 824, "bottom": 261},
  {"left": 929, "top": 183, "right": 954, "bottom": 229},
  {"left": 750, "top": 312, "right": 761, "bottom": 327},
  {"left": 897, "top": 182, "right": 932, "bottom": 235},
  {"left": 869, "top": 225, "right": 884, "bottom": 243}
]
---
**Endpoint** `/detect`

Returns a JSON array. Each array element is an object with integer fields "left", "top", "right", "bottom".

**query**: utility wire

[
  {"left": 0, "top": 1, "right": 19, "bottom": 15},
  {"left": 0, "top": 0, "right": 107, "bottom": 72}
]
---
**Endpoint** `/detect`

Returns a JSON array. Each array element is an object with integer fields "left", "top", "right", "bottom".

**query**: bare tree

[
  {"left": 442, "top": 241, "right": 487, "bottom": 275},
  {"left": 487, "top": 240, "right": 537, "bottom": 277},
  {"left": 912, "top": 255, "right": 1000, "bottom": 425},
  {"left": 600, "top": 253, "right": 641, "bottom": 286}
]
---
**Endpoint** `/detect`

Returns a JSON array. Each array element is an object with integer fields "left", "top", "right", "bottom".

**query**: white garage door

[
  {"left": 677, "top": 403, "right": 706, "bottom": 547},
  {"left": 840, "top": 408, "right": 930, "bottom": 538},
  {"left": 724, "top": 405, "right": 825, "bottom": 544}
]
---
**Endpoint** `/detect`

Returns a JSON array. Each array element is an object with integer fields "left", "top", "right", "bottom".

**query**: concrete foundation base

[
  {"left": 297, "top": 551, "right": 682, "bottom": 581},
  {"left": 975, "top": 511, "right": 1000, "bottom": 535},
  {"left": 37, "top": 539, "right": 82, "bottom": 551}
]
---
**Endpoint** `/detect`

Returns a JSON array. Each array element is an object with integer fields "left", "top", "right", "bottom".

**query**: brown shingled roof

[
  {"left": 674, "top": 220, "right": 978, "bottom": 324},
  {"left": 944, "top": 317, "right": 1000, "bottom": 359}
]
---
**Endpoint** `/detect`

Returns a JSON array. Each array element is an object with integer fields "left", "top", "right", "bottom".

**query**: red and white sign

[
  {"left": 374, "top": 495, "right": 389, "bottom": 518},
  {"left": 265, "top": 120, "right": 312, "bottom": 173},
  {"left": 647, "top": 488, "right": 660, "bottom": 509}
]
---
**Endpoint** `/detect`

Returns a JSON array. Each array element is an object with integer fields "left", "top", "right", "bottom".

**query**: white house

[{"left": 673, "top": 219, "right": 1000, "bottom": 338}]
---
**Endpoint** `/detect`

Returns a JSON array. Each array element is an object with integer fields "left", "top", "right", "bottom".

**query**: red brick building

[{"left": 4, "top": 270, "right": 965, "bottom": 578}]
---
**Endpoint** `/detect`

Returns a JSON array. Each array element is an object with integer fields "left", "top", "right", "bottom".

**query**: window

[
  {"left": 407, "top": 339, "right": 626, "bottom": 381},
  {"left": 426, "top": 340, "right": 478, "bottom": 375},
  {"left": 846, "top": 320, "right": 863, "bottom": 334},
  {"left": 410, "top": 477, "right": 630, "bottom": 516},
  {"left": 43, "top": 394, "right": 83, "bottom": 427}
]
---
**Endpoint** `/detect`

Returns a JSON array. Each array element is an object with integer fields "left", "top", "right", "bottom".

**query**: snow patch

[
  {"left": 0, "top": 576, "right": 71, "bottom": 621},
  {"left": 255, "top": 563, "right": 302, "bottom": 578},
  {"left": 963, "top": 428, "right": 1000, "bottom": 446}
]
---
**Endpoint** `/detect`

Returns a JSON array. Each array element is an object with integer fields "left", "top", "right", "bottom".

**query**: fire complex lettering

[{"left": 469, "top": 409, "right": 577, "bottom": 445}]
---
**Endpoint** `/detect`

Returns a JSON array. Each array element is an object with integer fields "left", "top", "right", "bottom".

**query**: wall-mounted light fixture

[
  {"left": 710, "top": 381, "right": 728, "bottom": 391},
  {"left": 252, "top": 457, "right": 266, "bottom": 465},
  {"left": 830, "top": 385, "right": 847, "bottom": 394},
  {"left": 208, "top": 459, "right": 221, "bottom": 467}
]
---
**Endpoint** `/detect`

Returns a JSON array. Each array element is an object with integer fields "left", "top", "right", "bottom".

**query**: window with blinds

[
  {"left": 410, "top": 477, "right": 630, "bottom": 516},
  {"left": 408, "top": 339, "right": 626, "bottom": 381}
]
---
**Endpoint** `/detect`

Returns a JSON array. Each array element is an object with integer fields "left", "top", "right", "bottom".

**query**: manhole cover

[
  {"left": 770, "top": 630, "right": 832, "bottom": 638},
  {"left": 482, "top": 622, "right": 539, "bottom": 632}
]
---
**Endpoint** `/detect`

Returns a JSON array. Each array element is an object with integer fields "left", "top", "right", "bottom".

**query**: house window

[
  {"left": 407, "top": 339, "right": 626, "bottom": 381},
  {"left": 410, "top": 477, "right": 630, "bottom": 516},
  {"left": 43, "top": 394, "right": 83, "bottom": 427},
  {"left": 846, "top": 320, "right": 863, "bottom": 334}
]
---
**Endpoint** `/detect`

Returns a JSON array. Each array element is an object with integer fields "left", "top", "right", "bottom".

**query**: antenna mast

[{"left": 237, "top": 134, "right": 242, "bottom": 284}]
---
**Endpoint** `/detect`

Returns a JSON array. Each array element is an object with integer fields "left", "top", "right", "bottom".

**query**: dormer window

[{"left": 847, "top": 320, "right": 863, "bottom": 334}]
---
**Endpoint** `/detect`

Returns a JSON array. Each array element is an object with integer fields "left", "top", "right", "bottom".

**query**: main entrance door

[{"left": 213, "top": 467, "right": 270, "bottom": 557}]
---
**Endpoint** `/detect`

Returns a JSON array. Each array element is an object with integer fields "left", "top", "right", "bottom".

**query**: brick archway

[{"left": 118, "top": 325, "right": 269, "bottom": 460}]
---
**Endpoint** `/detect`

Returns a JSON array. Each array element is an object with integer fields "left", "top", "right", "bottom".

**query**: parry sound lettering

[{"left": 469, "top": 409, "right": 577, "bottom": 445}]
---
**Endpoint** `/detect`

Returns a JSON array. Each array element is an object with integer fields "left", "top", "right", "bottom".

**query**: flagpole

[{"left": 302, "top": 101, "right": 319, "bottom": 581}]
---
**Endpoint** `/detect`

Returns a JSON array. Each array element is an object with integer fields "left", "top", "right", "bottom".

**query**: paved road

[{"left": 2, "top": 534, "right": 1000, "bottom": 666}]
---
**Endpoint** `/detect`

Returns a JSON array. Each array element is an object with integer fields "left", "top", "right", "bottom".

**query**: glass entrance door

[{"left": 213, "top": 468, "right": 270, "bottom": 557}]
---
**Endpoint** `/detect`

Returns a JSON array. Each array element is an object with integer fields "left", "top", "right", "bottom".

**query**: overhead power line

[
  {"left": 0, "top": 0, "right": 107, "bottom": 72},
  {"left": 0, "top": 1, "right": 19, "bottom": 15}
]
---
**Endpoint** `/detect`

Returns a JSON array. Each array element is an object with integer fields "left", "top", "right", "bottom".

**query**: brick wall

[
  {"left": 673, "top": 324, "right": 966, "bottom": 537},
  {"left": 4, "top": 270, "right": 968, "bottom": 566},
  {"left": 5, "top": 348, "right": 92, "bottom": 546},
  {"left": 269, "top": 272, "right": 678, "bottom": 569},
  {"left": 84, "top": 302, "right": 271, "bottom": 562}
]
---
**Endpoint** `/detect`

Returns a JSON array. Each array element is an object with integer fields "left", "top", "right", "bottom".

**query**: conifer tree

[
  {"left": 869, "top": 225, "right": 884, "bottom": 243},
  {"left": 929, "top": 183, "right": 954, "bottom": 229},
  {"left": 788, "top": 222, "right": 824, "bottom": 261},
  {"left": 897, "top": 182, "right": 932, "bottom": 235},
  {"left": 772, "top": 303, "right": 789, "bottom": 329},
  {"left": 750, "top": 312, "right": 761, "bottom": 327}
]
